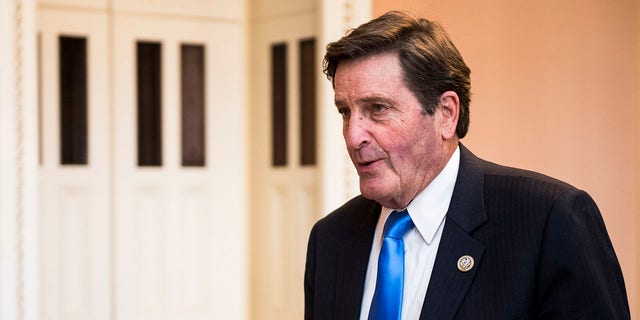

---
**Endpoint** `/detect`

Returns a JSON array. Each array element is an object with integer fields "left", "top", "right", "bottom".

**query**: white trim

[
  {"left": 0, "top": 0, "right": 39, "bottom": 319},
  {"left": 0, "top": 0, "right": 20, "bottom": 318},
  {"left": 20, "top": 0, "right": 40, "bottom": 319}
]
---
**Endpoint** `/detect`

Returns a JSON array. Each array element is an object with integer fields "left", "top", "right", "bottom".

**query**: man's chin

[
  {"left": 359, "top": 184, "right": 390, "bottom": 203},
  {"left": 360, "top": 183, "right": 408, "bottom": 208}
]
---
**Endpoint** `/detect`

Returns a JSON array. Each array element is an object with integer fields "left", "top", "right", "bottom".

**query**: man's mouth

[
  {"left": 359, "top": 159, "right": 375, "bottom": 165},
  {"left": 357, "top": 159, "right": 382, "bottom": 169}
]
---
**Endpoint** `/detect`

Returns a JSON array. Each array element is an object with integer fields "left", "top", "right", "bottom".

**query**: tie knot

[{"left": 383, "top": 210, "right": 414, "bottom": 239}]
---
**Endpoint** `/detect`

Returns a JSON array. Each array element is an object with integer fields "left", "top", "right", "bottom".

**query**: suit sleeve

[
  {"left": 536, "top": 189, "right": 630, "bottom": 319},
  {"left": 304, "top": 224, "right": 317, "bottom": 320}
]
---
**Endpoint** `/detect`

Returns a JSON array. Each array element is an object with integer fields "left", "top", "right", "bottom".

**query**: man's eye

[
  {"left": 372, "top": 104, "right": 387, "bottom": 113},
  {"left": 337, "top": 108, "right": 351, "bottom": 119}
]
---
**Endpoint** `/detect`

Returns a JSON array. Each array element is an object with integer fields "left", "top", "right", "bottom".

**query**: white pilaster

[
  {"left": 0, "top": 0, "right": 39, "bottom": 319},
  {"left": 0, "top": 1, "right": 19, "bottom": 318}
]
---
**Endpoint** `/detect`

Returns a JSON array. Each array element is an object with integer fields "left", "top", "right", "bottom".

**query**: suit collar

[
  {"left": 446, "top": 143, "right": 488, "bottom": 233},
  {"left": 420, "top": 143, "right": 488, "bottom": 319},
  {"left": 350, "top": 200, "right": 381, "bottom": 234}
]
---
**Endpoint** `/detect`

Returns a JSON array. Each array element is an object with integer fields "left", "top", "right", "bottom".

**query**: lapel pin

[{"left": 457, "top": 255, "right": 474, "bottom": 272}]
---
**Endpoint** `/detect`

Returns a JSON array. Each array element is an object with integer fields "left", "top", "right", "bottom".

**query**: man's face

[{"left": 333, "top": 52, "right": 453, "bottom": 209}]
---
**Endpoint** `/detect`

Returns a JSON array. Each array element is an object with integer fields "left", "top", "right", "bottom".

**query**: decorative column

[
  {"left": 0, "top": 0, "right": 39, "bottom": 319},
  {"left": 318, "top": 0, "right": 371, "bottom": 215}
]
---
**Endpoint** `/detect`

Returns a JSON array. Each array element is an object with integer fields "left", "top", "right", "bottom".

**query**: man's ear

[{"left": 437, "top": 91, "right": 460, "bottom": 140}]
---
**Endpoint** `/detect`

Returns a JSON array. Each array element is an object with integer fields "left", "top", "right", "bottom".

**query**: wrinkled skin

[{"left": 333, "top": 52, "right": 460, "bottom": 209}]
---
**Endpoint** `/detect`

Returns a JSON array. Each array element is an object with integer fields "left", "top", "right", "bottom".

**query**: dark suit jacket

[{"left": 304, "top": 145, "right": 630, "bottom": 319}]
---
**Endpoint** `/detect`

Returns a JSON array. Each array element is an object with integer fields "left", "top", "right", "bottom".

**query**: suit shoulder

[
  {"left": 459, "top": 145, "right": 578, "bottom": 202},
  {"left": 482, "top": 160, "right": 578, "bottom": 199}
]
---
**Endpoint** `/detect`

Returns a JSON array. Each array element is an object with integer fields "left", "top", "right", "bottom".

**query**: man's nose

[{"left": 344, "top": 117, "right": 370, "bottom": 150}]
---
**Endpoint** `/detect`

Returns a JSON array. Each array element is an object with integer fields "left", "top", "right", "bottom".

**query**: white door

[
  {"left": 38, "top": 8, "right": 111, "bottom": 320},
  {"left": 38, "top": 4, "right": 249, "bottom": 319},
  {"left": 112, "top": 14, "right": 248, "bottom": 320},
  {"left": 249, "top": 8, "right": 319, "bottom": 320}
]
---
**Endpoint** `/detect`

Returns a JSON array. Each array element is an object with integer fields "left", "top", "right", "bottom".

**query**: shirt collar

[{"left": 383, "top": 146, "right": 460, "bottom": 244}]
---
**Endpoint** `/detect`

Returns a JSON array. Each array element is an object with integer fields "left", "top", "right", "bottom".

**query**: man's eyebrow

[
  {"left": 358, "top": 96, "right": 391, "bottom": 104},
  {"left": 334, "top": 96, "right": 393, "bottom": 107}
]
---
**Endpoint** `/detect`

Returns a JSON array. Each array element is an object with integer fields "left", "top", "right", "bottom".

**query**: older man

[{"left": 304, "top": 11, "right": 629, "bottom": 320}]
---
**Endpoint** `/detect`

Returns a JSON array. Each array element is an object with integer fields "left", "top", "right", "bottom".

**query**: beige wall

[{"left": 374, "top": 0, "right": 639, "bottom": 316}]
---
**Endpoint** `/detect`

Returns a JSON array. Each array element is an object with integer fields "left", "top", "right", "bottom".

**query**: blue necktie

[{"left": 368, "top": 209, "right": 414, "bottom": 320}]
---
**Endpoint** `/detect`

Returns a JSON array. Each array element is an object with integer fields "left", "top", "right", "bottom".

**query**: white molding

[
  {"left": 0, "top": 1, "right": 20, "bottom": 319},
  {"left": 20, "top": 0, "right": 40, "bottom": 319},
  {"left": 0, "top": 0, "right": 38, "bottom": 320}
]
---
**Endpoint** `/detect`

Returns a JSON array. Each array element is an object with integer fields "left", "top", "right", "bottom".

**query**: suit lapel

[
  {"left": 334, "top": 200, "right": 381, "bottom": 319},
  {"left": 419, "top": 219, "right": 485, "bottom": 319},
  {"left": 420, "top": 144, "right": 488, "bottom": 319}
]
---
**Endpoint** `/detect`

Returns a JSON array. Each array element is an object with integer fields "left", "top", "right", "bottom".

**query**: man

[{"left": 304, "top": 11, "right": 630, "bottom": 319}]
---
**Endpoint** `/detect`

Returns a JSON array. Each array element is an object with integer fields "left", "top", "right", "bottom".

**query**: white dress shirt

[{"left": 359, "top": 146, "right": 460, "bottom": 320}]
